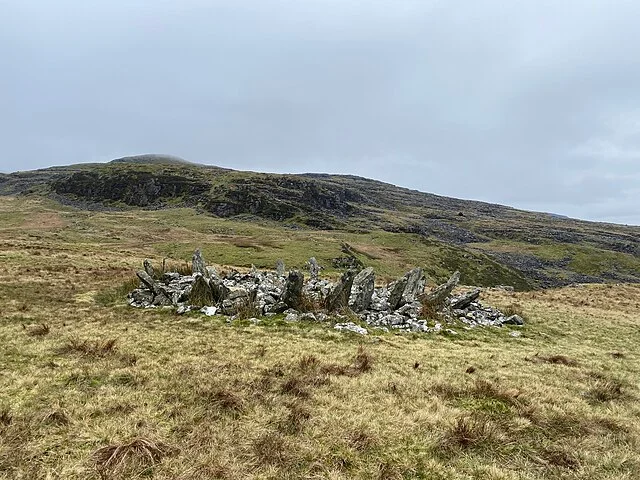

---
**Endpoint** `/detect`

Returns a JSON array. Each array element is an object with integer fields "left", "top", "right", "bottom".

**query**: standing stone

[
  {"left": 275, "top": 259, "right": 285, "bottom": 276},
  {"left": 388, "top": 277, "right": 408, "bottom": 311},
  {"left": 143, "top": 259, "right": 155, "bottom": 278},
  {"left": 282, "top": 270, "right": 304, "bottom": 308},
  {"left": 401, "top": 267, "right": 424, "bottom": 305},
  {"left": 307, "top": 257, "right": 321, "bottom": 280},
  {"left": 189, "top": 275, "right": 214, "bottom": 307},
  {"left": 325, "top": 269, "right": 357, "bottom": 311},
  {"left": 349, "top": 267, "right": 375, "bottom": 312},
  {"left": 192, "top": 249, "right": 207, "bottom": 276},
  {"left": 420, "top": 271, "right": 461, "bottom": 309}
]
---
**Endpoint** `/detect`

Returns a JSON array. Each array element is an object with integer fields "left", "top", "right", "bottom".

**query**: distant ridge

[
  {"left": 109, "top": 154, "right": 195, "bottom": 166},
  {"left": 1, "top": 156, "right": 639, "bottom": 288}
]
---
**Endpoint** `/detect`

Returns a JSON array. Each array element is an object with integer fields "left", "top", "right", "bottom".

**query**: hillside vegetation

[
  {"left": 1, "top": 155, "right": 638, "bottom": 288},
  {"left": 1, "top": 195, "right": 639, "bottom": 479}
]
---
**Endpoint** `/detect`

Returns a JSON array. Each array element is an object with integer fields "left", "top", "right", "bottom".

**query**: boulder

[
  {"left": 325, "top": 269, "right": 357, "bottom": 311},
  {"left": 502, "top": 314, "right": 524, "bottom": 326},
  {"left": 349, "top": 267, "right": 375, "bottom": 312}
]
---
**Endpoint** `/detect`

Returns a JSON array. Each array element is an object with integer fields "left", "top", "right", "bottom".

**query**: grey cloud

[{"left": 1, "top": 0, "right": 639, "bottom": 224}]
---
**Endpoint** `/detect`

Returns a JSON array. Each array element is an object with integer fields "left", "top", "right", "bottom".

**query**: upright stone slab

[
  {"left": 349, "top": 267, "right": 375, "bottom": 312},
  {"left": 401, "top": 267, "right": 424, "bottom": 305},
  {"left": 275, "top": 259, "right": 286, "bottom": 276},
  {"left": 325, "top": 269, "right": 356, "bottom": 311},
  {"left": 387, "top": 277, "right": 408, "bottom": 311},
  {"left": 308, "top": 257, "right": 321, "bottom": 280},
  {"left": 282, "top": 270, "right": 304, "bottom": 308},
  {"left": 192, "top": 249, "right": 207, "bottom": 276},
  {"left": 143, "top": 259, "right": 155, "bottom": 278}
]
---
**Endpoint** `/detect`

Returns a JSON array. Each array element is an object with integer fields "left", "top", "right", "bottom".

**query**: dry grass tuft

[
  {"left": 59, "top": 337, "right": 118, "bottom": 357},
  {"left": 278, "top": 402, "right": 311, "bottom": 434},
  {"left": 611, "top": 351, "right": 625, "bottom": 359},
  {"left": 352, "top": 345, "right": 373, "bottom": 373},
  {"left": 0, "top": 407, "right": 12, "bottom": 426},
  {"left": 280, "top": 376, "right": 311, "bottom": 398},
  {"left": 26, "top": 323, "right": 50, "bottom": 337},
  {"left": 41, "top": 409, "right": 70, "bottom": 426},
  {"left": 348, "top": 428, "right": 377, "bottom": 451},
  {"left": 441, "top": 415, "right": 496, "bottom": 450},
  {"left": 541, "top": 447, "right": 581, "bottom": 470},
  {"left": 252, "top": 431, "right": 290, "bottom": 466},
  {"left": 585, "top": 379, "right": 625, "bottom": 403},
  {"left": 93, "top": 437, "right": 176, "bottom": 478},
  {"left": 503, "top": 303, "right": 526, "bottom": 318},
  {"left": 526, "top": 353, "right": 579, "bottom": 366},
  {"left": 419, "top": 299, "right": 439, "bottom": 320},
  {"left": 202, "top": 388, "right": 245, "bottom": 414}
]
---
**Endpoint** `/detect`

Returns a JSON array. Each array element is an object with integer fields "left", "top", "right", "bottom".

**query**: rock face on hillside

[
  {"left": 3, "top": 157, "right": 639, "bottom": 288},
  {"left": 128, "top": 251, "right": 524, "bottom": 334}
]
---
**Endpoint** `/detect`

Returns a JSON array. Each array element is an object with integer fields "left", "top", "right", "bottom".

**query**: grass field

[{"left": 1, "top": 196, "right": 639, "bottom": 479}]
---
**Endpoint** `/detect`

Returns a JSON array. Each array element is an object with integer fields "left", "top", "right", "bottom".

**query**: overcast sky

[{"left": 1, "top": 1, "right": 639, "bottom": 224}]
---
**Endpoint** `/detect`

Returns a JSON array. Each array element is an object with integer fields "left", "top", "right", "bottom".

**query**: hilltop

[{"left": 1, "top": 154, "right": 639, "bottom": 288}]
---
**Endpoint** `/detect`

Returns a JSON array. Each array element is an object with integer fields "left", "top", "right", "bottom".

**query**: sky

[{"left": 1, "top": 1, "right": 639, "bottom": 225}]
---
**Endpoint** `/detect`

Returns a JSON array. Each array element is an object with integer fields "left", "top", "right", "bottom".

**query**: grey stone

[
  {"left": 275, "top": 259, "right": 285, "bottom": 276},
  {"left": 503, "top": 314, "right": 524, "bottom": 326},
  {"left": 300, "top": 312, "right": 317, "bottom": 322},
  {"left": 192, "top": 249, "right": 207, "bottom": 276},
  {"left": 143, "top": 259, "right": 155, "bottom": 278},
  {"left": 451, "top": 289, "right": 481, "bottom": 310},
  {"left": 285, "top": 312, "right": 299, "bottom": 322},
  {"left": 307, "top": 257, "right": 321, "bottom": 279},
  {"left": 325, "top": 269, "right": 357, "bottom": 311},
  {"left": 349, "top": 267, "right": 375, "bottom": 312},
  {"left": 136, "top": 270, "right": 160, "bottom": 295},
  {"left": 334, "top": 322, "right": 368, "bottom": 335},
  {"left": 387, "top": 277, "right": 408, "bottom": 310},
  {"left": 420, "top": 271, "right": 461, "bottom": 308},
  {"left": 401, "top": 267, "right": 425, "bottom": 305},
  {"left": 282, "top": 270, "right": 304, "bottom": 308}
]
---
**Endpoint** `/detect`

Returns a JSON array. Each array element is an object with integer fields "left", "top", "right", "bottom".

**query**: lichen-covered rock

[
  {"left": 349, "top": 267, "right": 375, "bottom": 312},
  {"left": 275, "top": 259, "right": 285, "bottom": 276},
  {"left": 192, "top": 249, "right": 207, "bottom": 276}
]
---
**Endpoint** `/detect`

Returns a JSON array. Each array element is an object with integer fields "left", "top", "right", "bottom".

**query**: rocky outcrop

[{"left": 128, "top": 252, "right": 524, "bottom": 334}]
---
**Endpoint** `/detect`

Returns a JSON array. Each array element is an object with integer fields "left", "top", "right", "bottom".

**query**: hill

[{"left": 1, "top": 155, "right": 639, "bottom": 288}]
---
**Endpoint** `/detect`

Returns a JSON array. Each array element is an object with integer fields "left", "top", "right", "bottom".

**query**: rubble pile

[{"left": 128, "top": 250, "right": 525, "bottom": 334}]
